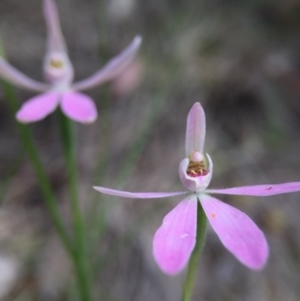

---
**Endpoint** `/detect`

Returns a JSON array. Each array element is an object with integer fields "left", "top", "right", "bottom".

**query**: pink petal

[
  {"left": 93, "top": 186, "right": 187, "bottom": 199},
  {"left": 61, "top": 92, "right": 98, "bottom": 124},
  {"left": 153, "top": 195, "right": 198, "bottom": 275},
  {"left": 72, "top": 36, "right": 142, "bottom": 91},
  {"left": 186, "top": 102, "right": 206, "bottom": 157},
  {"left": 199, "top": 194, "right": 269, "bottom": 269},
  {"left": 179, "top": 155, "right": 213, "bottom": 192},
  {"left": 16, "top": 92, "right": 59, "bottom": 123},
  {"left": 206, "top": 182, "right": 300, "bottom": 196},
  {"left": 0, "top": 57, "right": 48, "bottom": 92}
]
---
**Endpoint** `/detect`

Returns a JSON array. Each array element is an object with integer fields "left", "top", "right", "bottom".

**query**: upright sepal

[
  {"left": 43, "top": 0, "right": 74, "bottom": 85},
  {"left": 43, "top": 0, "right": 66, "bottom": 53}
]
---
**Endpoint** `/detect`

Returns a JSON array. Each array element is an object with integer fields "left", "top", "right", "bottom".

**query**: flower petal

[
  {"left": 93, "top": 186, "right": 187, "bottom": 199},
  {"left": 206, "top": 182, "right": 300, "bottom": 196},
  {"left": 43, "top": 0, "right": 67, "bottom": 53},
  {"left": 153, "top": 195, "right": 198, "bottom": 275},
  {"left": 199, "top": 194, "right": 269, "bottom": 269},
  {"left": 72, "top": 36, "right": 142, "bottom": 91},
  {"left": 61, "top": 92, "right": 98, "bottom": 124},
  {"left": 179, "top": 154, "right": 213, "bottom": 192},
  {"left": 0, "top": 57, "right": 48, "bottom": 92},
  {"left": 186, "top": 102, "right": 206, "bottom": 157},
  {"left": 16, "top": 92, "right": 59, "bottom": 123}
]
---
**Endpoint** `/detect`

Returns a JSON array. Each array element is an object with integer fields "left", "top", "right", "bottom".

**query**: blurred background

[{"left": 1, "top": 0, "right": 300, "bottom": 300}]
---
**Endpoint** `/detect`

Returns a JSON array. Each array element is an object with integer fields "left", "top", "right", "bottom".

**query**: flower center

[
  {"left": 186, "top": 152, "right": 208, "bottom": 177},
  {"left": 50, "top": 59, "right": 64, "bottom": 68}
]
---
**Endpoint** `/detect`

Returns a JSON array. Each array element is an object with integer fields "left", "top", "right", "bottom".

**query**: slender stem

[
  {"left": 57, "top": 111, "right": 91, "bottom": 301},
  {"left": 1, "top": 80, "right": 74, "bottom": 256},
  {"left": 181, "top": 201, "right": 207, "bottom": 301}
]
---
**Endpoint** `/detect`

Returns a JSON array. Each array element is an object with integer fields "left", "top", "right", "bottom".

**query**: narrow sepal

[
  {"left": 72, "top": 36, "right": 142, "bottom": 91},
  {"left": 0, "top": 57, "right": 48, "bottom": 92},
  {"left": 206, "top": 181, "right": 300, "bottom": 196},
  {"left": 93, "top": 186, "right": 187, "bottom": 199}
]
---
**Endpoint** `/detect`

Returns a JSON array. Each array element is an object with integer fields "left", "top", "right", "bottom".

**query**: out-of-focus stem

[
  {"left": 57, "top": 111, "right": 91, "bottom": 301},
  {"left": 0, "top": 78, "right": 74, "bottom": 256}
]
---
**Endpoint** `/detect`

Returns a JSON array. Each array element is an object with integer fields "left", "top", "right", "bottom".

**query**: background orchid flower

[
  {"left": 0, "top": 0, "right": 142, "bottom": 124},
  {"left": 94, "top": 102, "right": 300, "bottom": 275}
]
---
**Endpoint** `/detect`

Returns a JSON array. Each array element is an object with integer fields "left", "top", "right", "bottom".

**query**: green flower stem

[
  {"left": 1, "top": 80, "right": 74, "bottom": 256},
  {"left": 57, "top": 111, "right": 91, "bottom": 301},
  {"left": 181, "top": 201, "right": 207, "bottom": 301}
]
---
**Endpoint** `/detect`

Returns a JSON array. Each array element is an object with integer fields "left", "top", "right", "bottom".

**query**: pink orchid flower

[
  {"left": 94, "top": 102, "right": 300, "bottom": 275},
  {"left": 0, "top": 0, "right": 141, "bottom": 124}
]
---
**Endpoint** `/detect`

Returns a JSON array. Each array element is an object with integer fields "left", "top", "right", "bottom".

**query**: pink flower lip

[{"left": 179, "top": 153, "right": 213, "bottom": 192}]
